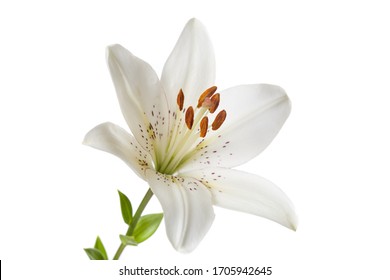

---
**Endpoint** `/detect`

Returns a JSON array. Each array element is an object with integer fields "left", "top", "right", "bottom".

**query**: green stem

[{"left": 112, "top": 188, "right": 154, "bottom": 260}]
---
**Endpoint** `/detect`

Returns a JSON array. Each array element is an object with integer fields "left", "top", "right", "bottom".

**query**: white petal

[
  {"left": 83, "top": 122, "right": 152, "bottom": 180},
  {"left": 182, "top": 168, "right": 297, "bottom": 230},
  {"left": 178, "top": 84, "right": 291, "bottom": 172},
  {"left": 146, "top": 169, "right": 215, "bottom": 253},
  {"left": 161, "top": 18, "right": 216, "bottom": 112},
  {"left": 106, "top": 44, "right": 169, "bottom": 162}
]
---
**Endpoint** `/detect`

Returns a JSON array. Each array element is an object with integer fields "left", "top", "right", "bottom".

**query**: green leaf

[
  {"left": 133, "top": 213, "right": 163, "bottom": 243},
  {"left": 94, "top": 236, "right": 108, "bottom": 260},
  {"left": 120, "top": 234, "right": 138, "bottom": 246},
  {"left": 118, "top": 190, "right": 133, "bottom": 225},
  {"left": 84, "top": 248, "right": 105, "bottom": 260}
]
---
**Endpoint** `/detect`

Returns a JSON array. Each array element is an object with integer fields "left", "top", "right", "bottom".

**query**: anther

[
  {"left": 209, "top": 93, "right": 220, "bottom": 113},
  {"left": 200, "top": 116, "right": 209, "bottom": 138},
  {"left": 197, "top": 86, "right": 217, "bottom": 108},
  {"left": 177, "top": 89, "right": 184, "bottom": 111},
  {"left": 212, "top": 110, "right": 227, "bottom": 130},
  {"left": 185, "top": 106, "right": 194, "bottom": 129}
]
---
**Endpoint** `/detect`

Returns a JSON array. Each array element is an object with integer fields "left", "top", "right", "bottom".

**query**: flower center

[{"left": 158, "top": 86, "right": 227, "bottom": 174}]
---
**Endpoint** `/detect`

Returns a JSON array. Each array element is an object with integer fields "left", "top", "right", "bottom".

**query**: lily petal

[
  {"left": 161, "top": 18, "right": 216, "bottom": 112},
  {"left": 83, "top": 122, "right": 152, "bottom": 180},
  {"left": 182, "top": 168, "right": 297, "bottom": 230},
  {"left": 146, "top": 169, "right": 215, "bottom": 253},
  {"left": 107, "top": 44, "right": 169, "bottom": 162},
  {"left": 179, "top": 84, "right": 291, "bottom": 171}
]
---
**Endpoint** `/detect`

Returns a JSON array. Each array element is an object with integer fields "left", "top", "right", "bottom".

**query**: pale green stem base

[{"left": 112, "top": 188, "right": 154, "bottom": 260}]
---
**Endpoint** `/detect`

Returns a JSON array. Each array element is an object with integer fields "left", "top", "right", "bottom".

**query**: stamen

[
  {"left": 212, "top": 110, "right": 227, "bottom": 130},
  {"left": 185, "top": 106, "right": 194, "bottom": 129},
  {"left": 209, "top": 93, "right": 220, "bottom": 113},
  {"left": 200, "top": 116, "right": 209, "bottom": 138},
  {"left": 177, "top": 89, "right": 184, "bottom": 111},
  {"left": 197, "top": 86, "right": 217, "bottom": 108}
]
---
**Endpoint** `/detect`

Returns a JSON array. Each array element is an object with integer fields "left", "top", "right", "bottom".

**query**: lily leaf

[
  {"left": 120, "top": 234, "right": 138, "bottom": 246},
  {"left": 94, "top": 236, "right": 108, "bottom": 260},
  {"left": 133, "top": 213, "right": 163, "bottom": 243},
  {"left": 84, "top": 248, "right": 105, "bottom": 260},
  {"left": 118, "top": 190, "right": 132, "bottom": 225}
]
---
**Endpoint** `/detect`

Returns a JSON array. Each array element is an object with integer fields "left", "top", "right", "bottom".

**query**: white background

[{"left": 1, "top": 0, "right": 389, "bottom": 279}]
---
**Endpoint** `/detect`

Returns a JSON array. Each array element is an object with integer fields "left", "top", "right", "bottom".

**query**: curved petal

[
  {"left": 182, "top": 168, "right": 297, "bottom": 230},
  {"left": 178, "top": 84, "right": 291, "bottom": 172},
  {"left": 83, "top": 122, "right": 152, "bottom": 180},
  {"left": 161, "top": 18, "right": 216, "bottom": 112},
  {"left": 106, "top": 44, "right": 169, "bottom": 162},
  {"left": 145, "top": 169, "right": 215, "bottom": 253}
]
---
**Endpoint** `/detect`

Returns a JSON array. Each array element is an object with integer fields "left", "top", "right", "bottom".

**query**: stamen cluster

[
  {"left": 158, "top": 86, "right": 227, "bottom": 174},
  {"left": 177, "top": 86, "right": 227, "bottom": 139}
]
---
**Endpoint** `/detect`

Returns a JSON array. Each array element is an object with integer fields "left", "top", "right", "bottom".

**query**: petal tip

[
  {"left": 82, "top": 128, "right": 94, "bottom": 146},
  {"left": 175, "top": 246, "right": 193, "bottom": 254},
  {"left": 168, "top": 212, "right": 215, "bottom": 254},
  {"left": 187, "top": 17, "right": 202, "bottom": 27},
  {"left": 286, "top": 210, "right": 298, "bottom": 231},
  {"left": 106, "top": 44, "right": 122, "bottom": 61},
  {"left": 183, "top": 18, "right": 208, "bottom": 35},
  {"left": 82, "top": 122, "right": 114, "bottom": 147},
  {"left": 264, "top": 83, "right": 292, "bottom": 117},
  {"left": 289, "top": 218, "right": 298, "bottom": 232}
]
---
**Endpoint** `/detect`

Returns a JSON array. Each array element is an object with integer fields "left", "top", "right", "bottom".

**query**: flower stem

[{"left": 112, "top": 188, "right": 154, "bottom": 260}]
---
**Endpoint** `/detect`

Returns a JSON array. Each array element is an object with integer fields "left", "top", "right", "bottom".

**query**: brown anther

[
  {"left": 212, "top": 110, "right": 227, "bottom": 130},
  {"left": 209, "top": 93, "right": 220, "bottom": 113},
  {"left": 185, "top": 106, "right": 194, "bottom": 129},
  {"left": 197, "top": 86, "right": 217, "bottom": 108},
  {"left": 177, "top": 89, "right": 184, "bottom": 111},
  {"left": 200, "top": 116, "right": 209, "bottom": 138}
]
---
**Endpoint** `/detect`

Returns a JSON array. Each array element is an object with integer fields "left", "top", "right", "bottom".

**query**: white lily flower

[{"left": 84, "top": 18, "right": 297, "bottom": 253}]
